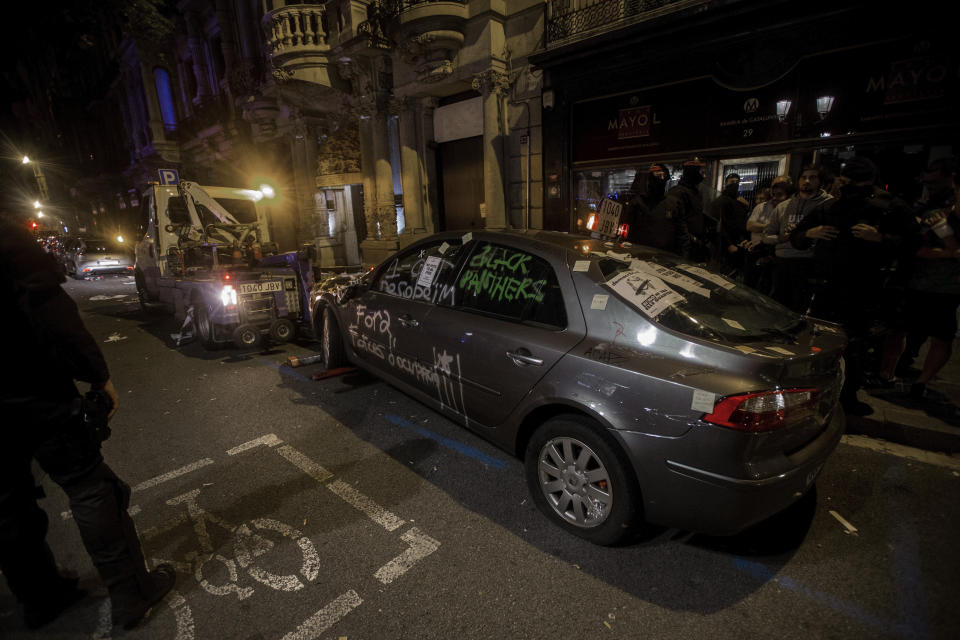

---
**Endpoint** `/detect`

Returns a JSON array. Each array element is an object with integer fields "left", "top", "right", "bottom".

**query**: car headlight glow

[{"left": 221, "top": 284, "right": 237, "bottom": 307}]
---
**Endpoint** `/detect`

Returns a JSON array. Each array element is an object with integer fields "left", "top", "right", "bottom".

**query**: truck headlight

[{"left": 221, "top": 284, "right": 238, "bottom": 307}]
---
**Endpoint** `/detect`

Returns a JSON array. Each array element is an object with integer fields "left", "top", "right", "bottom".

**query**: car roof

[{"left": 424, "top": 229, "right": 668, "bottom": 260}]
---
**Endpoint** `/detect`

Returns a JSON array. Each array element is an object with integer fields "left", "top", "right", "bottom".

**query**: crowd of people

[{"left": 623, "top": 156, "right": 960, "bottom": 416}]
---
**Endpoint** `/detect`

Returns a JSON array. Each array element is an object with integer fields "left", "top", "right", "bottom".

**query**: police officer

[{"left": 0, "top": 219, "right": 174, "bottom": 629}]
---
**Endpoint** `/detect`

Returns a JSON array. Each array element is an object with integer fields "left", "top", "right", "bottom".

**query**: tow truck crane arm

[{"left": 180, "top": 181, "right": 241, "bottom": 225}]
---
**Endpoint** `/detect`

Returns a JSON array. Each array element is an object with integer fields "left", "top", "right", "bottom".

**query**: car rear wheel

[
  {"left": 525, "top": 415, "right": 642, "bottom": 545},
  {"left": 135, "top": 270, "right": 164, "bottom": 315},
  {"left": 321, "top": 306, "right": 345, "bottom": 368},
  {"left": 194, "top": 301, "right": 220, "bottom": 350}
]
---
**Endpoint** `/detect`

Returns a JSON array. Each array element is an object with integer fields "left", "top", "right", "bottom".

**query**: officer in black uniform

[{"left": 0, "top": 219, "right": 175, "bottom": 630}]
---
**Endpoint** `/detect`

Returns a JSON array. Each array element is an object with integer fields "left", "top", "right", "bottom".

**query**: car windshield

[{"left": 597, "top": 250, "right": 803, "bottom": 342}]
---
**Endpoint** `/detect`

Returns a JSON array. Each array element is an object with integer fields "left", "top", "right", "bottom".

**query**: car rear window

[
  {"left": 83, "top": 238, "right": 125, "bottom": 252},
  {"left": 599, "top": 251, "right": 803, "bottom": 342}
]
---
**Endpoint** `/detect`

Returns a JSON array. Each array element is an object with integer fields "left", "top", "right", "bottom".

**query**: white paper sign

[
  {"left": 690, "top": 390, "right": 717, "bottom": 413},
  {"left": 438, "top": 242, "right": 450, "bottom": 255},
  {"left": 677, "top": 265, "right": 736, "bottom": 290},
  {"left": 631, "top": 260, "right": 711, "bottom": 298},
  {"left": 733, "top": 345, "right": 756, "bottom": 354},
  {"left": 462, "top": 232, "right": 473, "bottom": 243},
  {"left": 605, "top": 250, "right": 630, "bottom": 261},
  {"left": 416, "top": 256, "right": 442, "bottom": 287},
  {"left": 591, "top": 294, "right": 609, "bottom": 310},
  {"left": 722, "top": 318, "right": 746, "bottom": 331},
  {"left": 573, "top": 260, "right": 591, "bottom": 272},
  {"left": 606, "top": 270, "right": 685, "bottom": 319}
]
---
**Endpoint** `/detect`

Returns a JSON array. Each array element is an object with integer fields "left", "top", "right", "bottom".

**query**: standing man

[
  {"left": 790, "top": 157, "right": 913, "bottom": 416},
  {"left": 647, "top": 157, "right": 711, "bottom": 261},
  {"left": 764, "top": 165, "right": 832, "bottom": 312},
  {"left": 0, "top": 219, "right": 175, "bottom": 630},
  {"left": 743, "top": 176, "right": 792, "bottom": 292},
  {"left": 711, "top": 172, "right": 750, "bottom": 277},
  {"left": 624, "top": 163, "right": 670, "bottom": 245}
]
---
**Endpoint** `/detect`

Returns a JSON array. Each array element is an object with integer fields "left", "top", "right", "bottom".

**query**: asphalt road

[{"left": 2, "top": 274, "right": 958, "bottom": 639}]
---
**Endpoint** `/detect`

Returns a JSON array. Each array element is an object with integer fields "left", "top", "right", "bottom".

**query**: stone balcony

[
  {"left": 545, "top": 0, "right": 710, "bottom": 46},
  {"left": 263, "top": 3, "right": 334, "bottom": 87}
]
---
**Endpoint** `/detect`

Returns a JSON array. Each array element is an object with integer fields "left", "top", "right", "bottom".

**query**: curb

[{"left": 845, "top": 414, "right": 960, "bottom": 454}]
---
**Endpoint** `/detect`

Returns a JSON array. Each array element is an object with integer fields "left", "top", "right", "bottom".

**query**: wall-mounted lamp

[
  {"left": 776, "top": 99, "right": 792, "bottom": 122},
  {"left": 816, "top": 95, "right": 835, "bottom": 119},
  {"left": 542, "top": 89, "right": 555, "bottom": 110}
]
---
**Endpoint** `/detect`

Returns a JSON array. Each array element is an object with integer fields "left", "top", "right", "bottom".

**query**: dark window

[
  {"left": 167, "top": 196, "right": 191, "bottom": 225},
  {"left": 373, "top": 239, "right": 465, "bottom": 305},
  {"left": 153, "top": 67, "right": 177, "bottom": 131},
  {"left": 212, "top": 198, "right": 258, "bottom": 224},
  {"left": 455, "top": 242, "right": 566, "bottom": 328}
]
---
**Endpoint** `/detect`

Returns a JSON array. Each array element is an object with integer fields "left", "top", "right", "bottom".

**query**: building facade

[
  {"left": 113, "top": 0, "right": 548, "bottom": 267},
  {"left": 532, "top": 0, "right": 958, "bottom": 232}
]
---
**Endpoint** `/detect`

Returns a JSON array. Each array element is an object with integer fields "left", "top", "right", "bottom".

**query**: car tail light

[
  {"left": 703, "top": 388, "right": 819, "bottom": 432},
  {"left": 586, "top": 213, "right": 597, "bottom": 231},
  {"left": 617, "top": 223, "right": 629, "bottom": 239}
]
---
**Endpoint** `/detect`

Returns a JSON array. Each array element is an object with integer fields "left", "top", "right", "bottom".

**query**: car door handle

[
  {"left": 397, "top": 314, "right": 419, "bottom": 328},
  {"left": 506, "top": 350, "right": 543, "bottom": 367}
]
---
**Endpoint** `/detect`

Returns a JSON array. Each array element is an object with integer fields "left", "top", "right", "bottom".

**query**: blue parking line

[
  {"left": 731, "top": 557, "right": 915, "bottom": 636},
  {"left": 384, "top": 414, "right": 508, "bottom": 470},
  {"left": 260, "top": 358, "right": 314, "bottom": 384}
]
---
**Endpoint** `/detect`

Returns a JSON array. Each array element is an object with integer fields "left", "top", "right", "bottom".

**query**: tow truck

[{"left": 134, "top": 179, "right": 317, "bottom": 349}]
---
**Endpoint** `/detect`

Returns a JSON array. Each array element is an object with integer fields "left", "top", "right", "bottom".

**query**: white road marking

[
  {"left": 829, "top": 510, "right": 859, "bottom": 535},
  {"left": 327, "top": 479, "right": 405, "bottom": 531},
  {"left": 841, "top": 435, "right": 960, "bottom": 471},
  {"left": 227, "top": 434, "right": 284, "bottom": 455},
  {"left": 374, "top": 527, "right": 441, "bottom": 584},
  {"left": 281, "top": 590, "right": 363, "bottom": 640},
  {"left": 61, "top": 504, "right": 140, "bottom": 521},
  {"left": 277, "top": 445, "right": 333, "bottom": 483},
  {"left": 167, "top": 590, "right": 196, "bottom": 640},
  {"left": 93, "top": 597, "right": 112, "bottom": 638},
  {"left": 132, "top": 458, "right": 215, "bottom": 493}
]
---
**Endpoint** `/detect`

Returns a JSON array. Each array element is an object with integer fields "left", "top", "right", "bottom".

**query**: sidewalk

[{"left": 847, "top": 339, "right": 960, "bottom": 454}]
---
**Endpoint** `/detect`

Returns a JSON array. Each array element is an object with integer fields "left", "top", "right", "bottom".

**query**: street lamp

[{"left": 21, "top": 155, "right": 50, "bottom": 201}]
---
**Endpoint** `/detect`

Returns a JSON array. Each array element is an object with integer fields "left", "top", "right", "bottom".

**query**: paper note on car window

[
  {"left": 605, "top": 250, "right": 630, "bottom": 261},
  {"left": 605, "top": 270, "right": 684, "bottom": 319},
  {"left": 690, "top": 390, "right": 716, "bottom": 413},
  {"left": 416, "top": 256, "right": 442, "bottom": 287},
  {"left": 630, "top": 260, "right": 710, "bottom": 298},
  {"left": 462, "top": 232, "right": 473, "bottom": 243},
  {"left": 733, "top": 345, "right": 756, "bottom": 354},
  {"left": 722, "top": 317, "right": 746, "bottom": 330},
  {"left": 677, "top": 265, "right": 736, "bottom": 290},
  {"left": 438, "top": 242, "right": 450, "bottom": 255},
  {"left": 591, "top": 294, "right": 609, "bottom": 310},
  {"left": 573, "top": 260, "right": 591, "bottom": 272}
]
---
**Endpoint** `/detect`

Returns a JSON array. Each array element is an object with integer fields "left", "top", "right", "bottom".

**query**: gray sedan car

[
  {"left": 63, "top": 236, "right": 135, "bottom": 279},
  {"left": 311, "top": 230, "right": 846, "bottom": 545}
]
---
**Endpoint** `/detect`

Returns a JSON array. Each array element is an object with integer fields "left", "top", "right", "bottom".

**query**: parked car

[
  {"left": 310, "top": 231, "right": 847, "bottom": 545},
  {"left": 62, "top": 236, "right": 135, "bottom": 279}
]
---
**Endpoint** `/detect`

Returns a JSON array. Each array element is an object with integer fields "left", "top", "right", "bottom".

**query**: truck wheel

[
  {"left": 233, "top": 324, "right": 261, "bottom": 349},
  {"left": 194, "top": 302, "right": 221, "bottom": 350},
  {"left": 321, "top": 306, "right": 345, "bottom": 367},
  {"left": 269, "top": 319, "right": 295, "bottom": 343},
  {"left": 136, "top": 270, "right": 165, "bottom": 315}
]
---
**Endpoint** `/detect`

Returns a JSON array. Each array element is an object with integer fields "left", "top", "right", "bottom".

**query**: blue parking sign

[{"left": 158, "top": 169, "right": 180, "bottom": 185}]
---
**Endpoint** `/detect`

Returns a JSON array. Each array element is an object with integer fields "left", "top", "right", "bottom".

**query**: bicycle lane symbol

[
  {"left": 130, "top": 432, "right": 441, "bottom": 639},
  {"left": 145, "top": 488, "right": 321, "bottom": 600}
]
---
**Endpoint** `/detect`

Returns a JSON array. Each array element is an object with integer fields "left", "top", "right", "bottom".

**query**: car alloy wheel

[{"left": 525, "top": 415, "right": 641, "bottom": 545}]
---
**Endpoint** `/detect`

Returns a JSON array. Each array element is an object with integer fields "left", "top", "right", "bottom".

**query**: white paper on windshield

[
  {"left": 591, "top": 294, "right": 609, "bottom": 310},
  {"left": 677, "top": 265, "right": 736, "bottom": 290},
  {"left": 766, "top": 346, "right": 795, "bottom": 356},
  {"left": 438, "top": 242, "right": 450, "bottom": 255},
  {"left": 462, "top": 232, "right": 473, "bottom": 243},
  {"left": 416, "top": 256, "right": 442, "bottom": 287},
  {"left": 722, "top": 318, "right": 746, "bottom": 331},
  {"left": 606, "top": 250, "right": 630, "bottom": 261},
  {"left": 690, "top": 390, "right": 716, "bottom": 413},
  {"left": 606, "top": 270, "right": 685, "bottom": 319},
  {"left": 573, "top": 260, "right": 591, "bottom": 272},
  {"left": 733, "top": 345, "right": 756, "bottom": 354},
  {"left": 631, "top": 260, "right": 711, "bottom": 298}
]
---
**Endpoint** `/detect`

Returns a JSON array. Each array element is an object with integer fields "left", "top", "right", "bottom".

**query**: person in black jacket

[
  {"left": 624, "top": 163, "right": 669, "bottom": 245},
  {"left": 790, "top": 157, "right": 915, "bottom": 416},
  {"left": 0, "top": 219, "right": 174, "bottom": 630},
  {"left": 711, "top": 172, "right": 750, "bottom": 276},
  {"left": 645, "top": 157, "right": 711, "bottom": 260}
]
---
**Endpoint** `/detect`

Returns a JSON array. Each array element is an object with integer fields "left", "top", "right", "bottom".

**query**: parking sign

[{"left": 158, "top": 168, "right": 180, "bottom": 185}]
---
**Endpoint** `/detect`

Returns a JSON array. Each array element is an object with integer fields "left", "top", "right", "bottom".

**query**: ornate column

[
  {"left": 420, "top": 97, "right": 439, "bottom": 234},
  {"left": 185, "top": 11, "right": 213, "bottom": 102},
  {"left": 371, "top": 109, "right": 397, "bottom": 238},
  {"left": 395, "top": 97, "right": 426, "bottom": 240},
  {"left": 473, "top": 69, "right": 512, "bottom": 230}
]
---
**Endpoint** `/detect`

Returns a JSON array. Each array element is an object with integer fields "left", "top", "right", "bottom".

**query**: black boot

[{"left": 110, "top": 563, "right": 177, "bottom": 630}]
